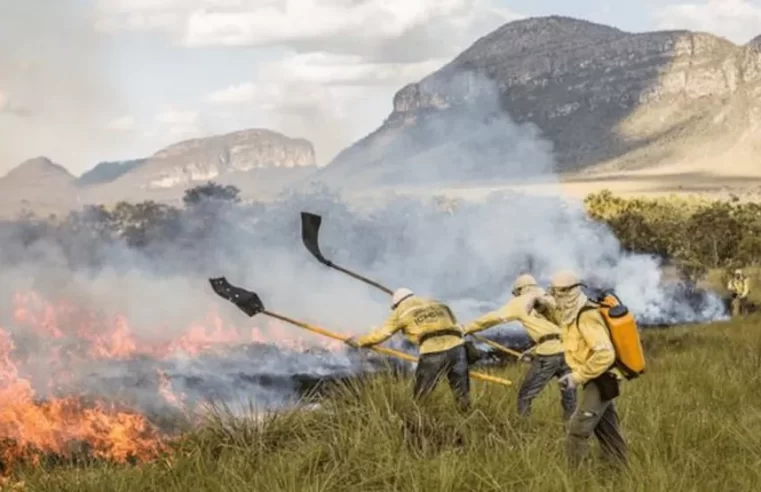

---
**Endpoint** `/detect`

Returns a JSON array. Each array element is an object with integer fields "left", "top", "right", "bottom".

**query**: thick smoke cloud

[{"left": 0, "top": 71, "right": 726, "bottom": 416}]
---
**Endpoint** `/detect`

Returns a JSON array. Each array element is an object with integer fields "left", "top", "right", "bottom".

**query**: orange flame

[
  {"left": 0, "top": 328, "right": 165, "bottom": 471},
  {"left": 0, "top": 289, "right": 347, "bottom": 472}
]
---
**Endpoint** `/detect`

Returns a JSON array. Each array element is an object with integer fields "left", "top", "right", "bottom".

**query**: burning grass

[
  {"left": 2, "top": 316, "right": 760, "bottom": 491},
  {"left": 0, "top": 289, "right": 368, "bottom": 479}
]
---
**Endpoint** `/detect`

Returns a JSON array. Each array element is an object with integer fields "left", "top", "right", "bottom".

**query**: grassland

[{"left": 6, "top": 315, "right": 761, "bottom": 491}]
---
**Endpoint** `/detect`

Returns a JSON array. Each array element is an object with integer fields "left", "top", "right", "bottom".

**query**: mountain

[
  {"left": 82, "top": 128, "right": 318, "bottom": 205},
  {"left": 0, "top": 129, "right": 319, "bottom": 217},
  {"left": 0, "top": 157, "right": 80, "bottom": 216},
  {"left": 109, "top": 129, "right": 316, "bottom": 191},
  {"left": 78, "top": 159, "right": 147, "bottom": 186},
  {"left": 312, "top": 16, "right": 761, "bottom": 188},
  {"left": 1, "top": 156, "right": 75, "bottom": 184}
]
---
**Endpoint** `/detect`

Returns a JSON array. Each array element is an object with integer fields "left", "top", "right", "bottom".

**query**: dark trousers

[
  {"left": 731, "top": 296, "right": 747, "bottom": 317},
  {"left": 518, "top": 353, "right": 577, "bottom": 420},
  {"left": 567, "top": 378, "right": 628, "bottom": 467},
  {"left": 413, "top": 344, "right": 471, "bottom": 411}
]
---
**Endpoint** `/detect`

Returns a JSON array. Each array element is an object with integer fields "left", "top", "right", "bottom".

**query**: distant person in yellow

[
  {"left": 550, "top": 270, "right": 628, "bottom": 468},
  {"left": 463, "top": 274, "right": 576, "bottom": 420},
  {"left": 346, "top": 288, "right": 470, "bottom": 411},
  {"left": 727, "top": 269, "right": 750, "bottom": 317}
]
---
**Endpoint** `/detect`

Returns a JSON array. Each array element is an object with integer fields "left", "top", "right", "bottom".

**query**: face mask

[{"left": 551, "top": 285, "right": 586, "bottom": 325}]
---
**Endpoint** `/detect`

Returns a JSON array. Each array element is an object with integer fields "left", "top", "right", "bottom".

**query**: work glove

[
  {"left": 558, "top": 373, "right": 577, "bottom": 391},
  {"left": 344, "top": 337, "right": 360, "bottom": 349}
]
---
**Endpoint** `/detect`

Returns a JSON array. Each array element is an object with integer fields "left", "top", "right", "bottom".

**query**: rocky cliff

[
  {"left": 115, "top": 129, "right": 317, "bottom": 190},
  {"left": 317, "top": 16, "right": 761, "bottom": 187}
]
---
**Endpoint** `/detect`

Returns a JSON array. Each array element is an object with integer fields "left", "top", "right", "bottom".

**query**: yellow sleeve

[
  {"left": 355, "top": 311, "right": 402, "bottom": 347},
  {"left": 463, "top": 311, "right": 505, "bottom": 334},
  {"left": 742, "top": 279, "right": 750, "bottom": 297},
  {"left": 535, "top": 294, "right": 556, "bottom": 311},
  {"left": 463, "top": 298, "right": 523, "bottom": 334},
  {"left": 571, "top": 310, "right": 616, "bottom": 385}
]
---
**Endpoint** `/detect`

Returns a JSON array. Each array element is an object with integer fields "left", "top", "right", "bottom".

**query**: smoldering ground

[{"left": 0, "top": 72, "right": 727, "bottom": 419}]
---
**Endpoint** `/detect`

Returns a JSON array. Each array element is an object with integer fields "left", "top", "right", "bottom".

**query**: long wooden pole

[
  {"left": 471, "top": 334, "right": 523, "bottom": 358},
  {"left": 264, "top": 310, "right": 512, "bottom": 387}
]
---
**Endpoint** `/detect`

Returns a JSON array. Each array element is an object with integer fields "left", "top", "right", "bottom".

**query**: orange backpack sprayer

[{"left": 578, "top": 291, "right": 646, "bottom": 379}]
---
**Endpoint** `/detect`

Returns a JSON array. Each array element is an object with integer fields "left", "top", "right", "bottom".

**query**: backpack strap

[
  {"left": 574, "top": 303, "right": 599, "bottom": 327},
  {"left": 574, "top": 302, "right": 617, "bottom": 375}
]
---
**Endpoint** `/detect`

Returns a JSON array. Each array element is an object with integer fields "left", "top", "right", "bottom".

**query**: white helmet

[
  {"left": 391, "top": 287, "right": 414, "bottom": 308},
  {"left": 551, "top": 270, "right": 581, "bottom": 289},
  {"left": 512, "top": 274, "right": 538, "bottom": 296}
]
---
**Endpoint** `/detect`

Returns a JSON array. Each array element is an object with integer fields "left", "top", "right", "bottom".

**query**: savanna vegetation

[{"left": 585, "top": 190, "right": 761, "bottom": 303}]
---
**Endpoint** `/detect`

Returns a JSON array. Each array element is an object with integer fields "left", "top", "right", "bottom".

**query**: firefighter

[
  {"left": 727, "top": 269, "right": 750, "bottom": 317},
  {"left": 550, "top": 270, "right": 628, "bottom": 468},
  {"left": 463, "top": 274, "right": 576, "bottom": 420},
  {"left": 346, "top": 288, "right": 470, "bottom": 410}
]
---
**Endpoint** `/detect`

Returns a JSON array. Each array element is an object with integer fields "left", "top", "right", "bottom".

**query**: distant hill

[
  {"left": 310, "top": 16, "right": 761, "bottom": 188},
  {"left": 0, "top": 157, "right": 80, "bottom": 216},
  {"left": 0, "top": 129, "right": 319, "bottom": 217},
  {"left": 85, "top": 128, "right": 319, "bottom": 205},
  {"left": 110, "top": 129, "right": 316, "bottom": 191},
  {"left": 78, "top": 159, "right": 147, "bottom": 186}
]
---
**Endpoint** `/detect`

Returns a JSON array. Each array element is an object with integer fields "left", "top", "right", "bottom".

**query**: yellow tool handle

[
  {"left": 264, "top": 310, "right": 512, "bottom": 387},
  {"left": 471, "top": 334, "right": 523, "bottom": 358}
]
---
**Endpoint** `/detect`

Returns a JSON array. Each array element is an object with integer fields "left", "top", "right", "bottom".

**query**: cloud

[
  {"left": 207, "top": 82, "right": 258, "bottom": 104},
  {"left": 96, "top": 0, "right": 515, "bottom": 62},
  {"left": 154, "top": 107, "right": 201, "bottom": 139},
  {"left": 204, "top": 51, "right": 451, "bottom": 163},
  {"left": 93, "top": 0, "right": 523, "bottom": 166},
  {"left": 266, "top": 52, "right": 448, "bottom": 86},
  {"left": 208, "top": 53, "right": 448, "bottom": 106},
  {"left": 108, "top": 115, "right": 136, "bottom": 131},
  {"left": 653, "top": 0, "right": 761, "bottom": 45}
]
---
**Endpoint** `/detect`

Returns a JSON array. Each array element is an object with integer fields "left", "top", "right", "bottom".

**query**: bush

[{"left": 584, "top": 190, "right": 760, "bottom": 274}]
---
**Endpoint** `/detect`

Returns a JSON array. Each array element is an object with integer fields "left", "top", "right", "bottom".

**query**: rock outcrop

[
  {"left": 317, "top": 16, "right": 761, "bottom": 187},
  {"left": 118, "top": 129, "right": 317, "bottom": 190}
]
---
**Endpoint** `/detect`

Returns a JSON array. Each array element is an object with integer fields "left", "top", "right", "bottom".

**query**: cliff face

[
  {"left": 319, "top": 16, "right": 761, "bottom": 186},
  {"left": 122, "top": 129, "right": 317, "bottom": 190}
]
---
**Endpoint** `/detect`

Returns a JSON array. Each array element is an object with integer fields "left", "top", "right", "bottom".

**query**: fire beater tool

[
  {"left": 299, "top": 211, "right": 523, "bottom": 360},
  {"left": 209, "top": 276, "right": 512, "bottom": 387}
]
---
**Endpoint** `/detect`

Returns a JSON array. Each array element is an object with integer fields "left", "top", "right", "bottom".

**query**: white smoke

[{"left": 295, "top": 71, "right": 727, "bottom": 330}]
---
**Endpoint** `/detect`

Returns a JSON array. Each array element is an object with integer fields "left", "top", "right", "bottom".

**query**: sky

[{"left": 1, "top": 0, "right": 760, "bottom": 176}]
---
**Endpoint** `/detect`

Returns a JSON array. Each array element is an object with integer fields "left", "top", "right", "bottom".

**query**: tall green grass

[{"left": 11, "top": 316, "right": 761, "bottom": 491}]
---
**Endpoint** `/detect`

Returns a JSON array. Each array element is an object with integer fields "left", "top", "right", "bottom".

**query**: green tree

[{"left": 182, "top": 181, "right": 240, "bottom": 207}]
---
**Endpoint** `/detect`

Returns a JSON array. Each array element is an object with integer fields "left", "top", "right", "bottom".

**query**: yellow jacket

[
  {"left": 355, "top": 297, "right": 464, "bottom": 355},
  {"left": 728, "top": 277, "right": 750, "bottom": 298},
  {"left": 563, "top": 302, "right": 619, "bottom": 385},
  {"left": 463, "top": 291, "right": 564, "bottom": 356}
]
